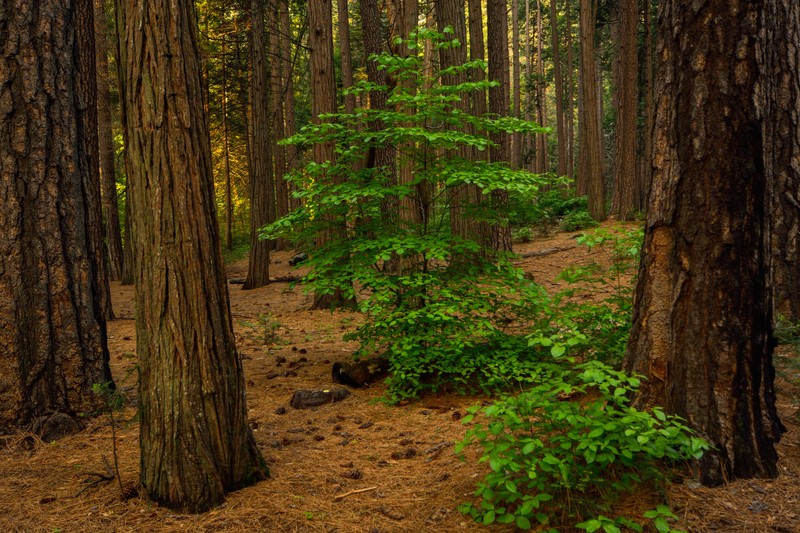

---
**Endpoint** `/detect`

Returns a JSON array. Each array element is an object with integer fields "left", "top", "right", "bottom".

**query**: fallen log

[
  {"left": 289, "top": 387, "right": 351, "bottom": 409},
  {"left": 229, "top": 275, "right": 302, "bottom": 285},
  {"left": 332, "top": 356, "right": 389, "bottom": 388},
  {"left": 519, "top": 246, "right": 575, "bottom": 259}
]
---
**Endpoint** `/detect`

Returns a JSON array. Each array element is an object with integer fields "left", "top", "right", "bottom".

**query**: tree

[
  {"left": 244, "top": 0, "right": 274, "bottom": 290},
  {"left": 118, "top": 0, "right": 266, "bottom": 511},
  {"left": 487, "top": 0, "right": 513, "bottom": 252},
  {"left": 549, "top": 0, "right": 568, "bottom": 177},
  {"left": 0, "top": 0, "right": 113, "bottom": 428},
  {"left": 624, "top": 0, "right": 784, "bottom": 486},
  {"left": 760, "top": 0, "right": 800, "bottom": 321},
  {"left": 610, "top": 0, "right": 637, "bottom": 220},
  {"left": 578, "top": 0, "right": 605, "bottom": 220},
  {"left": 95, "top": 0, "right": 125, "bottom": 281}
]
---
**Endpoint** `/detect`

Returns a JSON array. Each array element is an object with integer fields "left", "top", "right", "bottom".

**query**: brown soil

[{"left": 1, "top": 221, "right": 798, "bottom": 532}]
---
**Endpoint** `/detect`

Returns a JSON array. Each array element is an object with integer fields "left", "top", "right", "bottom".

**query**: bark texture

[
  {"left": 487, "top": 0, "right": 513, "bottom": 252},
  {"left": 244, "top": 0, "right": 273, "bottom": 290},
  {"left": 624, "top": 0, "right": 783, "bottom": 486},
  {"left": 759, "top": 0, "right": 800, "bottom": 321},
  {"left": 549, "top": 0, "right": 568, "bottom": 177},
  {"left": 578, "top": 0, "right": 605, "bottom": 220},
  {"left": 611, "top": 0, "right": 637, "bottom": 219},
  {"left": 119, "top": 0, "right": 266, "bottom": 511},
  {"left": 94, "top": 0, "right": 124, "bottom": 281},
  {"left": 0, "top": 0, "right": 113, "bottom": 427}
]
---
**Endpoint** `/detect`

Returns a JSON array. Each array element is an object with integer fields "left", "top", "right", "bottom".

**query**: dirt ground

[{"left": 1, "top": 221, "right": 798, "bottom": 532}]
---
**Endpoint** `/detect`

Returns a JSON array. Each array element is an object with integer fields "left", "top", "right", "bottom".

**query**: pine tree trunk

[
  {"left": 636, "top": 0, "right": 654, "bottom": 211},
  {"left": 310, "top": 0, "right": 351, "bottom": 309},
  {"left": 610, "top": 0, "right": 637, "bottom": 220},
  {"left": 566, "top": 0, "right": 576, "bottom": 179},
  {"left": 535, "top": 0, "right": 547, "bottom": 174},
  {"left": 550, "top": 0, "right": 567, "bottom": 177},
  {"left": 245, "top": 0, "right": 274, "bottom": 290},
  {"left": 760, "top": 0, "right": 800, "bottom": 322},
  {"left": 487, "top": 0, "right": 513, "bottom": 252},
  {"left": 269, "top": 0, "right": 289, "bottom": 251},
  {"left": 95, "top": 0, "right": 125, "bottom": 282},
  {"left": 221, "top": 30, "right": 234, "bottom": 252},
  {"left": 119, "top": 0, "right": 266, "bottom": 511},
  {"left": 511, "top": 0, "right": 522, "bottom": 169},
  {"left": 337, "top": 0, "right": 355, "bottom": 115},
  {"left": 280, "top": 0, "right": 299, "bottom": 208},
  {"left": 578, "top": 0, "right": 605, "bottom": 220},
  {"left": 624, "top": 0, "right": 783, "bottom": 486},
  {"left": 0, "top": 0, "right": 113, "bottom": 428}
]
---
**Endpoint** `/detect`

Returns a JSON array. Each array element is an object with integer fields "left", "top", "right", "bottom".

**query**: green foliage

[
  {"left": 241, "top": 313, "right": 283, "bottom": 346},
  {"left": 507, "top": 186, "right": 596, "bottom": 234},
  {"left": 456, "top": 362, "right": 708, "bottom": 531},
  {"left": 264, "top": 28, "right": 553, "bottom": 401},
  {"left": 527, "top": 226, "right": 643, "bottom": 366}
]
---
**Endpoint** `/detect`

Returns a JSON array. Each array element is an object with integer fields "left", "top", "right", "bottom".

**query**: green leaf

[
  {"left": 515, "top": 515, "right": 532, "bottom": 530},
  {"left": 551, "top": 345, "right": 566, "bottom": 357}
]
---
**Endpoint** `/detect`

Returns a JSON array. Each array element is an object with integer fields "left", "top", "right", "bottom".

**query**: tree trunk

[
  {"left": 511, "top": 0, "right": 522, "bottom": 169},
  {"left": 310, "top": 0, "right": 351, "bottom": 309},
  {"left": 610, "top": 0, "right": 637, "bottom": 219},
  {"left": 269, "top": 0, "right": 289, "bottom": 251},
  {"left": 119, "top": 0, "right": 267, "bottom": 511},
  {"left": 487, "top": 0, "right": 513, "bottom": 252},
  {"left": 221, "top": 29, "right": 235, "bottom": 252},
  {"left": 0, "top": 0, "right": 113, "bottom": 428},
  {"left": 95, "top": 0, "right": 124, "bottom": 282},
  {"left": 760, "top": 0, "right": 800, "bottom": 322},
  {"left": 566, "top": 0, "right": 575, "bottom": 179},
  {"left": 550, "top": 0, "right": 568, "bottom": 177},
  {"left": 637, "top": 0, "right": 654, "bottom": 211},
  {"left": 624, "top": 0, "right": 783, "bottom": 486},
  {"left": 578, "top": 0, "right": 605, "bottom": 220},
  {"left": 280, "top": 0, "right": 300, "bottom": 208},
  {"left": 337, "top": 0, "right": 356, "bottom": 115},
  {"left": 535, "top": 0, "right": 548, "bottom": 174},
  {"left": 245, "top": 0, "right": 274, "bottom": 290},
  {"left": 524, "top": 0, "right": 533, "bottom": 170}
]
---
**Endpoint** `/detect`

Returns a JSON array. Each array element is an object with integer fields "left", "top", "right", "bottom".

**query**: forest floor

[{"left": 1, "top": 221, "right": 798, "bottom": 532}]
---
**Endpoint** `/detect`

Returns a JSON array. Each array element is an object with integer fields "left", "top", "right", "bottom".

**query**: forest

[{"left": 0, "top": 0, "right": 798, "bottom": 531}]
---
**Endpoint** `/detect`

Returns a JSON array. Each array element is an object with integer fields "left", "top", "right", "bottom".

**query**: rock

[
  {"left": 32, "top": 412, "right": 80, "bottom": 442},
  {"left": 288, "top": 252, "right": 308, "bottom": 266}
]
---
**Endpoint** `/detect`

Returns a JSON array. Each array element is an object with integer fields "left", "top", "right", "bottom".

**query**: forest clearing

[{"left": 1, "top": 224, "right": 798, "bottom": 532}]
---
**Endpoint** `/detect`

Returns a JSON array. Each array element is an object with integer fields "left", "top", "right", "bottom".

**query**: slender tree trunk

[
  {"left": 280, "top": 0, "right": 299, "bottom": 208},
  {"left": 578, "top": 0, "right": 605, "bottom": 220},
  {"left": 269, "top": 0, "right": 289, "bottom": 251},
  {"left": 337, "top": 0, "right": 356, "bottom": 114},
  {"left": 95, "top": 0, "right": 124, "bottom": 282},
  {"left": 566, "top": 0, "right": 575, "bottom": 178},
  {"left": 549, "top": 0, "right": 567, "bottom": 177},
  {"left": 624, "top": 0, "right": 783, "bottom": 486},
  {"left": 221, "top": 29, "right": 235, "bottom": 252},
  {"left": 610, "top": 0, "right": 637, "bottom": 219},
  {"left": 511, "top": 0, "right": 522, "bottom": 169},
  {"left": 487, "top": 0, "right": 513, "bottom": 252},
  {"left": 119, "top": 0, "right": 267, "bottom": 511},
  {"left": 245, "top": 0, "right": 274, "bottom": 289},
  {"left": 310, "top": 0, "right": 351, "bottom": 308},
  {"left": 535, "top": 0, "right": 548, "bottom": 174},
  {"left": 760, "top": 0, "right": 800, "bottom": 322},
  {"left": 524, "top": 0, "right": 533, "bottom": 169},
  {"left": 0, "top": 0, "right": 113, "bottom": 428},
  {"left": 636, "top": 0, "right": 654, "bottom": 211}
]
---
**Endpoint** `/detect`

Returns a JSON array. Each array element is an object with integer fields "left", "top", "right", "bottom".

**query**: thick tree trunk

[
  {"left": 578, "top": 0, "right": 605, "bottom": 220},
  {"left": 487, "top": 0, "right": 513, "bottom": 252},
  {"left": 119, "top": 0, "right": 266, "bottom": 511},
  {"left": 760, "top": 0, "right": 800, "bottom": 322},
  {"left": 245, "top": 0, "right": 274, "bottom": 290},
  {"left": 610, "top": 0, "right": 637, "bottom": 219},
  {"left": 95, "top": 0, "right": 125, "bottom": 282},
  {"left": 624, "top": 0, "right": 783, "bottom": 486},
  {"left": 0, "top": 0, "right": 113, "bottom": 428},
  {"left": 550, "top": 0, "right": 568, "bottom": 177}
]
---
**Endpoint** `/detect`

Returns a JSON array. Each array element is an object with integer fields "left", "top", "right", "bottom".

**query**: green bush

[
  {"left": 456, "top": 361, "right": 708, "bottom": 532},
  {"left": 263, "top": 27, "right": 553, "bottom": 401}
]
